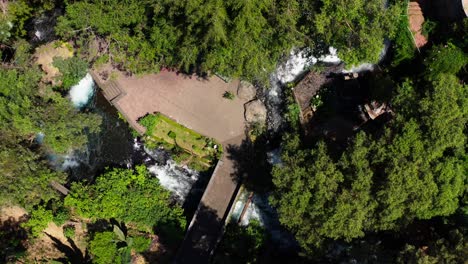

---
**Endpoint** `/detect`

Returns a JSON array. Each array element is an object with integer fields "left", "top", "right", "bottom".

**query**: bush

[
  {"left": 89, "top": 231, "right": 120, "bottom": 264},
  {"left": 132, "top": 236, "right": 151, "bottom": 253},
  {"left": 22, "top": 206, "right": 54, "bottom": 237},
  {"left": 424, "top": 43, "right": 467, "bottom": 80},
  {"left": 53, "top": 56, "right": 88, "bottom": 90},
  {"left": 223, "top": 91, "right": 235, "bottom": 100},
  {"left": 63, "top": 225, "right": 75, "bottom": 239},
  {"left": 167, "top": 131, "right": 177, "bottom": 139},
  {"left": 139, "top": 114, "right": 159, "bottom": 136},
  {"left": 64, "top": 165, "right": 186, "bottom": 234}
]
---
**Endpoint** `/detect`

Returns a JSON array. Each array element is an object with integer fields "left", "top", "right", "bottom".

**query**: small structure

[
  {"left": 364, "top": 101, "right": 391, "bottom": 120},
  {"left": 291, "top": 64, "right": 343, "bottom": 129}
]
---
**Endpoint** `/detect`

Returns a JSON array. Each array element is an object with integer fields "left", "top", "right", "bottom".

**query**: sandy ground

[
  {"left": 0, "top": 205, "right": 27, "bottom": 222},
  {"left": 34, "top": 42, "right": 73, "bottom": 85},
  {"left": 113, "top": 69, "right": 247, "bottom": 143}
]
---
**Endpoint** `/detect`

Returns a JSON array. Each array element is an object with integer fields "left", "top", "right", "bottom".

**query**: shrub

[
  {"left": 63, "top": 225, "right": 75, "bottom": 239},
  {"left": 89, "top": 231, "right": 120, "bottom": 264},
  {"left": 64, "top": 165, "right": 186, "bottom": 234},
  {"left": 139, "top": 114, "right": 159, "bottom": 136},
  {"left": 223, "top": 91, "right": 235, "bottom": 100},
  {"left": 132, "top": 236, "right": 151, "bottom": 253},
  {"left": 22, "top": 206, "right": 54, "bottom": 237},
  {"left": 168, "top": 131, "right": 177, "bottom": 139},
  {"left": 53, "top": 56, "right": 88, "bottom": 90}
]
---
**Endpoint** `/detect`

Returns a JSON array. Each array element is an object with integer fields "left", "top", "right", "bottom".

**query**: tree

[
  {"left": 64, "top": 165, "right": 186, "bottom": 235},
  {"left": 214, "top": 220, "right": 267, "bottom": 264},
  {"left": 53, "top": 57, "right": 88, "bottom": 90},
  {"left": 0, "top": 40, "right": 100, "bottom": 208},
  {"left": 313, "top": 0, "right": 401, "bottom": 66},
  {"left": 271, "top": 44, "right": 467, "bottom": 252},
  {"left": 89, "top": 231, "right": 120, "bottom": 264},
  {"left": 21, "top": 206, "right": 54, "bottom": 237}
]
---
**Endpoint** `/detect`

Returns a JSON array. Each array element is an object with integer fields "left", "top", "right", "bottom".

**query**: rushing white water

[
  {"left": 69, "top": 73, "right": 95, "bottom": 108},
  {"left": 148, "top": 161, "right": 199, "bottom": 202},
  {"left": 275, "top": 49, "right": 317, "bottom": 84},
  {"left": 138, "top": 140, "right": 200, "bottom": 202}
]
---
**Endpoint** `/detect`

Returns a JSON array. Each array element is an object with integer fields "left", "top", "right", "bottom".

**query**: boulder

[
  {"left": 237, "top": 81, "right": 257, "bottom": 101},
  {"left": 244, "top": 100, "right": 267, "bottom": 124}
]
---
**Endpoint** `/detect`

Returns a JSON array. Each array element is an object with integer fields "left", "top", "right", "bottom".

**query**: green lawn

[{"left": 139, "top": 113, "right": 222, "bottom": 168}]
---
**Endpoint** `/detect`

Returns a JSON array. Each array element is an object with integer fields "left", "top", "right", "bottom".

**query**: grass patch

[{"left": 139, "top": 113, "right": 222, "bottom": 167}]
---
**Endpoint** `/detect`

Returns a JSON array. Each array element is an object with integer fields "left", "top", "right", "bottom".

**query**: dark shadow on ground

[
  {"left": 175, "top": 203, "right": 222, "bottom": 264},
  {"left": 182, "top": 167, "right": 215, "bottom": 221},
  {"left": 45, "top": 233, "right": 91, "bottom": 264},
  {"left": 0, "top": 215, "right": 28, "bottom": 263},
  {"left": 224, "top": 135, "right": 274, "bottom": 194}
]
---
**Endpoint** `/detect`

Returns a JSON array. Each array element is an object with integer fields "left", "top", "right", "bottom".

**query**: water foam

[
  {"left": 148, "top": 161, "right": 199, "bottom": 202},
  {"left": 69, "top": 73, "right": 95, "bottom": 108}
]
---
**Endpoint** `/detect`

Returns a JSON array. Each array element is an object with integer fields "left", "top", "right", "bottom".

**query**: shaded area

[
  {"left": 45, "top": 233, "right": 91, "bottom": 264},
  {"left": 0, "top": 215, "right": 28, "bottom": 263},
  {"left": 175, "top": 203, "right": 224, "bottom": 263},
  {"left": 176, "top": 135, "right": 247, "bottom": 263}
]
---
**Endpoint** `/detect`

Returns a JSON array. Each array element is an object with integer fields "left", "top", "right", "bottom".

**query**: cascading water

[
  {"left": 147, "top": 160, "right": 200, "bottom": 202},
  {"left": 69, "top": 73, "right": 95, "bottom": 108},
  {"left": 265, "top": 47, "right": 342, "bottom": 134},
  {"left": 52, "top": 72, "right": 202, "bottom": 204}
]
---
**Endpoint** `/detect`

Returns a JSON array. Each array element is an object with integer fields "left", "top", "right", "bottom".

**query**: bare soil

[{"left": 33, "top": 41, "right": 73, "bottom": 85}]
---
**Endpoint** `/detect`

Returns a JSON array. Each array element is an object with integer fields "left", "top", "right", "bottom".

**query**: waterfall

[
  {"left": 69, "top": 73, "right": 95, "bottom": 108},
  {"left": 147, "top": 161, "right": 200, "bottom": 203},
  {"left": 130, "top": 140, "right": 200, "bottom": 203}
]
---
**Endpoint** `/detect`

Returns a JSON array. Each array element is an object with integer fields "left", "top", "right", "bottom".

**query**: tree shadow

[
  {"left": 174, "top": 203, "right": 222, "bottom": 264},
  {"left": 224, "top": 134, "right": 274, "bottom": 194},
  {"left": 0, "top": 215, "right": 28, "bottom": 263},
  {"left": 182, "top": 167, "right": 215, "bottom": 220},
  {"left": 45, "top": 233, "right": 91, "bottom": 264}
]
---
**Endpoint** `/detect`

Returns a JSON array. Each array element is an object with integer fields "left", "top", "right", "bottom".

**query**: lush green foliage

[
  {"left": 53, "top": 57, "right": 88, "bottom": 90},
  {"left": 392, "top": 11, "right": 416, "bottom": 66},
  {"left": 314, "top": 0, "right": 401, "bottom": 66},
  {"left": 423, "top": 43, "right": 467, "bottom": 80},
  {"left": 89, "top": 231, "right": 120, "bottom": 264},
  {"left": 89, "top": 226, "right": 152, "bottom": 264},
  {"left": 64, "top": 165, "right": 186, "bottom": 234},
  {"left": 21, "top": 206, "right": 53, "bottom": 237},
  {"left": 214, "top": 221, "right": 267, "bottom": 264},
  {"left": 55, "top": 0, "right": 302, "bottom": 80},
  {"left": 0, "top": 47, "right": 100, "bottom": 207},
  {"left": 271, "top": 43, "right": 468, "bottom": 252},
  {"left": 63, "top": 225, "right": 75, "bottom": 239}
]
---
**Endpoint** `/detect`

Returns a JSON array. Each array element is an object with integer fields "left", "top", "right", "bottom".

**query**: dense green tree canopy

[
  {"left": 55, "top": 0, "right": 302, "bottom": 80},
  {"left": 313, "top": 0, "right": 401, "bottom": 66},
  {"left": 64, "top": 165, "right": 186, "bottom": 233},
  {"left": 0, "top": 45, "right": 101, "bottom": 208},
  {"left": 271, "top": 43, "right": 468, "bottom": 252}
]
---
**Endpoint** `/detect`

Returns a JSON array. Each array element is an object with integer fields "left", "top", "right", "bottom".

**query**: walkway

[{"left": 92, "top": 69, "right": 248, "bottom": 263}]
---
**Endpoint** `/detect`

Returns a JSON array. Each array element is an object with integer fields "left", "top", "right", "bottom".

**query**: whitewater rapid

[{"left": 69, "top": 73, "right": 95, "bottom": 108}]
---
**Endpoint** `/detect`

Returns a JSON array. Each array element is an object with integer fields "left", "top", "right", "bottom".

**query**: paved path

[{"left": 92, "top": 69, "right": 247, "bottom": 263}]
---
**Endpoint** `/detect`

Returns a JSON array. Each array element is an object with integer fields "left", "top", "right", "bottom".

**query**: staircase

[{"left": 89, "top": 71, "right": 126, "bottom": 105}]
